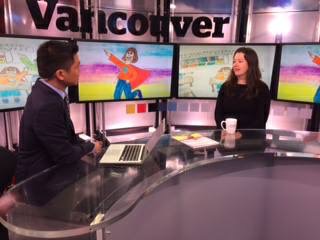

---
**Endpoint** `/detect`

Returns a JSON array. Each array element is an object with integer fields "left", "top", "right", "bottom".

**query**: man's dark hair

[{"left": 37, "top": 40, "right": 79, "bottom": 79}]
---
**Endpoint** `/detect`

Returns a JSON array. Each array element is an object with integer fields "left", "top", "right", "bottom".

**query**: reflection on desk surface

[{"left": 1, "top": 129, "right": 320, "bottom": 239}]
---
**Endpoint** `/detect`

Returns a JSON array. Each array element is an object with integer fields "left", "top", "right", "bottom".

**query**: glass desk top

[{"left": 1, "top": 129, "right": 320, "bottom": 240}]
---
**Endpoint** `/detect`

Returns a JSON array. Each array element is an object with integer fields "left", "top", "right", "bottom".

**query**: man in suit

[{"left": 16, "top": 40, "right": 102, "bottom": 182}]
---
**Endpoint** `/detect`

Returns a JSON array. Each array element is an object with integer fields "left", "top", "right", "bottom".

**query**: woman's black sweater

[{"left": 215, "top": 82, "right": 271, "bottom": 129}]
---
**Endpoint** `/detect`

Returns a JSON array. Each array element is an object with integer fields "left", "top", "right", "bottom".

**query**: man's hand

[
  {"left": 94, "top": 141, "right": 103, "bottom": 154},
  {"left": 0, "top": 193, "right": 16, "bottom": 217}
]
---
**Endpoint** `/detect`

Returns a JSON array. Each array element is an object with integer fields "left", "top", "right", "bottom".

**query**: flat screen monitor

[
  {"left": 277, "top": 44, "right": 320, "bottom": 104},
  {"left": 0, "top": 36, "right": 47, "bottom": 111},
  {"left": 178, "top": 44, "right": 276, "bottom": 98},
  {"left": 77, "top": 40, "right": 174, "bottom": 102}
]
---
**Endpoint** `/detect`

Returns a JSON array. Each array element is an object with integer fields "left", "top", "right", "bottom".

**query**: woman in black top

[{"left": 215, "top": 47, "right": 271, "bottom": 129}]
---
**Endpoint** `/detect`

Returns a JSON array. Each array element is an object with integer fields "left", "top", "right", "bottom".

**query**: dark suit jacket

[{"left": 16, "top": 80, "right": 94, "bottom": 182}]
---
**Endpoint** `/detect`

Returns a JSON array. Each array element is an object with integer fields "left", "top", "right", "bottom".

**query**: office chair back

[{"left": 0, "top": 147, "right": 17, "bottom": 194}]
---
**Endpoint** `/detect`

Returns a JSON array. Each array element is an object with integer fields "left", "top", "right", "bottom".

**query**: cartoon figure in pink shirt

[{"left": 104, "top": 48, "right": 150, "bottom": 100}]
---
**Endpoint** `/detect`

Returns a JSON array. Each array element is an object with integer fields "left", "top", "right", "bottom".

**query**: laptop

[{"left": 99, "top": 120, "right": 165, "bottom": 165}]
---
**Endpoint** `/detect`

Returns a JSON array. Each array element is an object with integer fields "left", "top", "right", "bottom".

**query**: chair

[
  {"left": 0, "top": 147, "right": 17, "bottom": 194},
  {"left": 0, "top": 147, "right": 17, "bottom": 240}
]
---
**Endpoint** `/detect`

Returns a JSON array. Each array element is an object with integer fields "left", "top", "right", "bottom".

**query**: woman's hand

[
  {"left": 220, "top": 130, "right": 242, "bottom": 140},
  {"left": 104, "top": 49, "right": 111, "bottom": 58}
]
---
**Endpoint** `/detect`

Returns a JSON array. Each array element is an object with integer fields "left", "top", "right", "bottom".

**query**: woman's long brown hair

[{"left": 225, "top": 47, "right": 263, "bottom": 98}]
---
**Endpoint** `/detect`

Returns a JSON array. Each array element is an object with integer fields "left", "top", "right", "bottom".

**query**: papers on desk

[
  {"left": 90, "top": 213, "right": 105, "bottom": 226},
  {"left": 78, "top": 133, "right": 92, "bottom": 142},
  {"left": 172, "top": 133, "right": 220, "bottom": 150}
]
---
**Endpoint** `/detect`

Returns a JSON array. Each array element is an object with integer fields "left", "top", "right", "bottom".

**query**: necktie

[
  {"left": 64, "top": 96, "right": 76, "bottom": 136},
  {"left": 64, "top": 96, "right": 70, "bottom": 117}
]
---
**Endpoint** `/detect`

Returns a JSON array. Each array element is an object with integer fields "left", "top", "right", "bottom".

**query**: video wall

[
  {"left": 178, "top": 44, "right": 276, "bottom": 98},
  {"left": 77, "top": 41, "right": 174, "bottom": 102},
  {"left": 278, "top": 44, "right": 320, "bottom": 104},
  {"left": 1, "top": 34, "right": 320, "bottom": 112},
  {"left": 0, "top": 37, "right": 46, "bottom": 111}
]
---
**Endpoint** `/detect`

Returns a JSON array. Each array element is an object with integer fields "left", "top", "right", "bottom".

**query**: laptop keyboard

[{"left": 120, "top": 145, "right": 145, "bottom": 161}]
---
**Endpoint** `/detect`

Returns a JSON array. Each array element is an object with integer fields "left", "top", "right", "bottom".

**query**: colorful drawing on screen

[
  {"left": 104, "top": 47, "right": 150, "bottom": 100},
  {"left": 78, "top": 42, "right": 173, "bottom": 101},
  {"left": 278, "top": 45, "right": 320, "bottom": 103},
  {"left": 178, "top": 45, "right": 275, "bottom": 98},
  {"left": 0, "top": 38, "right": 43, "bottom": 110},
  {"left": 308, "top": 51, "right": 320, "bottom": 103}
]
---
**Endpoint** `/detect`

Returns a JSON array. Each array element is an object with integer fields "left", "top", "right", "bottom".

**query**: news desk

[{"left": 1, "top": 129, "right": 320, "bottom": 240}]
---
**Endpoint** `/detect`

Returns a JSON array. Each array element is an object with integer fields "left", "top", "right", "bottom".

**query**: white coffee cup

[{"left": 221, "top": 118, "right": 237, "bottom": 134}]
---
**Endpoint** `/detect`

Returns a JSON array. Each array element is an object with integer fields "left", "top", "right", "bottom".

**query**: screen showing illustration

[
  {"left": 77, "top": 41, "right": 174, "bottom": 101},
  {"left": 277, "top": 44, "right": 320, "bottom": 104},
  {"left": 178, "top": 45, "right": 276, "bottom": 98},
  {"left": 0, "top": 37, "right": 45, "bottom": 111}
]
